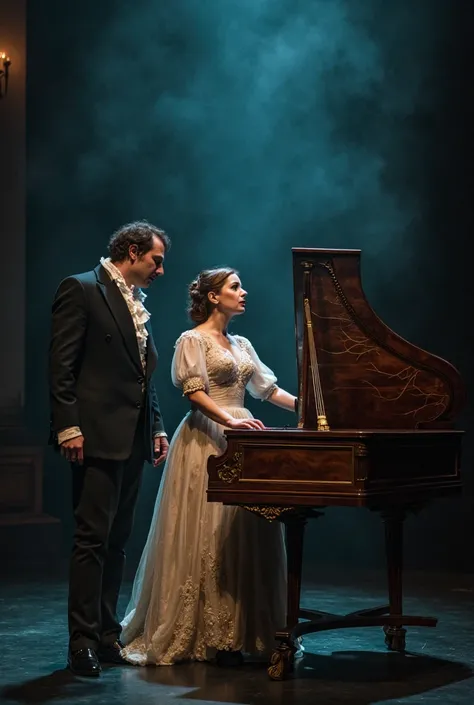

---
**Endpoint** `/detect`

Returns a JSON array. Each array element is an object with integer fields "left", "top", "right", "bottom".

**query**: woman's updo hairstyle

[{"left": 187, "top": 267, "right": 237, "bottom": 323}]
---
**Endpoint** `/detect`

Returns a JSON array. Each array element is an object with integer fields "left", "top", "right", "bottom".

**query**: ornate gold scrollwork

[
  {"left": 217, "top": 450, "right": 243, "bottom": 483},
  {"left": 268, "top": 643, "right": 296, "bottom": 680},
  {"left": 242, "top": 505, "right": 295, "bottom": 522}
]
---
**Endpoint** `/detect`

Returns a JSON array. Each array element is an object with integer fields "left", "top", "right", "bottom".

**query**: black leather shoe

[
  {"left": 97, "top": 640, "right": 128, "bottom": 665},
  {"left": 68, "top": 647, "right": 102, "bottom": 677},
  {"left": 215, "top": 649, "right": 244, "bottom": 667}
]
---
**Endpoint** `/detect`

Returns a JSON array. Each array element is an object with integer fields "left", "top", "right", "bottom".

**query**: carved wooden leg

[
  {"left": 286, "top": 514, "right": 307, "bottom": 628},
  {"left": 382, "top": 508, "right": 407, "bottom": 651},
  {"left": 268, "top": 514, "right": 307, "bottom": 680}
]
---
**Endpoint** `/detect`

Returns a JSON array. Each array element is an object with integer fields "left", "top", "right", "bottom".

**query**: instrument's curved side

[{"left": 292, "top": 248, "right": 465, "bottom": 430}]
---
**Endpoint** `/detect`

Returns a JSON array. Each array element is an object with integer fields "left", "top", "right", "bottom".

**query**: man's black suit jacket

[{"left": 49, "top": 263, "right": 165, "bottom": 462}]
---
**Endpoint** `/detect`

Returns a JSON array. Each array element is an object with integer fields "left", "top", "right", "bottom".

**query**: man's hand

[
  {"left": 153, "top": 436, "right": 169, "bottom": 467},
  {"left": 61, "top": 435, "right": 85, "bottom": 465}
]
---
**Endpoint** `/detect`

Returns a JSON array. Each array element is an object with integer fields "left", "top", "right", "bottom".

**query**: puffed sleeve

[
  {"left": 171, "top": 331, "right": 209, "bottom": 396},
  {"left": 235, "top": 336, "right": 278, "bottom": 401}
]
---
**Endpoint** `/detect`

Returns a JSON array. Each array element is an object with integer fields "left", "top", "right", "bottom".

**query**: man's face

[{"left": 130, "top": 235, "right": 165, "bottom": 288}]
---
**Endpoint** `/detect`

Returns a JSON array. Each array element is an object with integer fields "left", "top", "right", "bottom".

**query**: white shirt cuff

[{"left": 57, "top": 426, "right": 83, "bottom": 444}]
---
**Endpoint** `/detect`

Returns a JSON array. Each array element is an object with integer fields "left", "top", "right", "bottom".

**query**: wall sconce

[{"left": 0, "top": 52, "right": 11, "bottom": 99}]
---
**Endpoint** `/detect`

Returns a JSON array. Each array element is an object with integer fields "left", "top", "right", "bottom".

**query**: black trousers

[{"left": 68, "top": 420, "right": 145, "bottom": 652}]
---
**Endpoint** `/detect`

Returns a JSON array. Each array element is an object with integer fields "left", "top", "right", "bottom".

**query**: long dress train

[{"left": 120, "top": 330, "right": 287, "bottom": 665}]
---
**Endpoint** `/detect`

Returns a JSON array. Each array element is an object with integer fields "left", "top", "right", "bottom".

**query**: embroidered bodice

[{"left": 172, "top": 330, "right": 278, "bottom": 408}]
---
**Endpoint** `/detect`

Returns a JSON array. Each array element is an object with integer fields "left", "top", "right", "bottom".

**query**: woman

[{"left": 121, "top": 267, "right": 297, "bottom": 666}]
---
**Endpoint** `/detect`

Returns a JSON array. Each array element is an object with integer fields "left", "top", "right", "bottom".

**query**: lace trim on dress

[
  {"left": 261, "top": 383, "right": 278, "bottom": 401},
  {"left": 234, "top": 335, "right": 278, "bottom": 400},
  {"left": 156, "top": 577, "right": 200, "bottom": 663},
  {"left": 182, "top": 377, "right": 207, "bottom": 396},
  {"left": 233, "top": 334, "right": 251, "bottom": 351},
  {"left": 200, "top": 549, "right": 235, "bottom": 651},
  {"left": 175, "top": 329, "right": 211, "bottom": 349}
]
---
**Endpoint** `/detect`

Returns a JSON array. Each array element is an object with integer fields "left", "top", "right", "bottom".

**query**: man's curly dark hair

[{"left": 108, "top": 220, "right": 171, "bottom": 262}]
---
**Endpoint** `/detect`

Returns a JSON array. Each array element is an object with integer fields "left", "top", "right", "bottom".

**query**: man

[{"left": 49, "top": 220, "right": 170, "bottom": 677}]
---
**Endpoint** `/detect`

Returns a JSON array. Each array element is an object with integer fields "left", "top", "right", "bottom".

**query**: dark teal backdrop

[{"left": 26, "top": 0, "right": 473, "bottom": 574}]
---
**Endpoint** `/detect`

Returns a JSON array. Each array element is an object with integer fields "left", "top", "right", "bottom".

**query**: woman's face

[{"left": 211, "top": 273, "right": 247, "bottom": 317}]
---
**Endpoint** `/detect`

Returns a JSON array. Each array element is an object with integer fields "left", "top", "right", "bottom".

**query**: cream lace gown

[{"left": 120, "top": 330, "right": 287, "bottom": 665}]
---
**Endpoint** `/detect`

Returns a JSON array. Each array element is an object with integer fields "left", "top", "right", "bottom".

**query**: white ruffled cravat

[{"left": 100, "top": 257, "right": 150, "bottom": 370}]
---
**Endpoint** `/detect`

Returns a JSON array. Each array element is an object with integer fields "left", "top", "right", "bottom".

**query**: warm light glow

[{"left": 0, "top": 50, "right": 11, "bottom": 98}]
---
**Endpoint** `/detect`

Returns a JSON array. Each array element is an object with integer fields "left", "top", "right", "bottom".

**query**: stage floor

[{"left": 1, "top": 570, "right": 473, "bottom": 705}]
